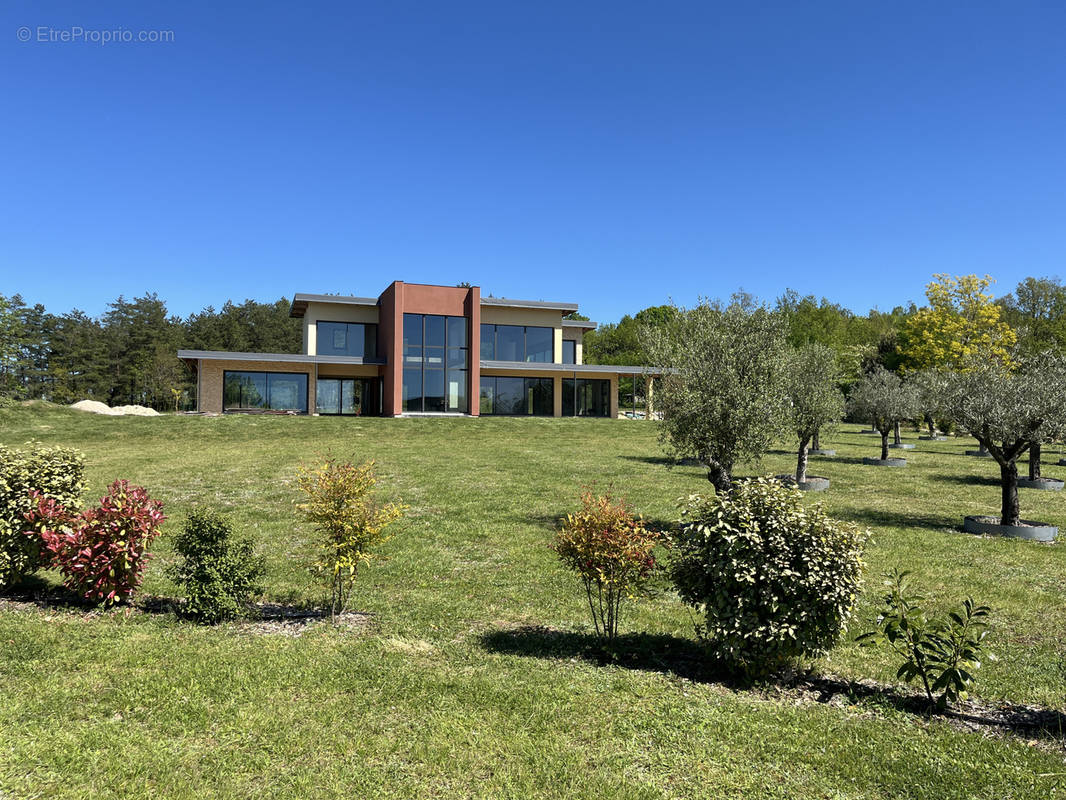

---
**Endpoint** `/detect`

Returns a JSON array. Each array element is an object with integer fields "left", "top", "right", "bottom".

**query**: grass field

[{"left": 1, "top": 402, "right": 1065, "bottom": 799}]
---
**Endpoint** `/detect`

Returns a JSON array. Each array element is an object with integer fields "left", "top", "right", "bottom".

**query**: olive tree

[
  {"left": 643, "top": 299, "right": 790, "bottom": 492},
  {"left": 943, "top": 352, "right": 1066, "bottom": 525},
  {"left": 786, "top": 344, "right": 844, "bottom": 484},
  {"left": 847, "top": 368, "right": 920, "bottom": 461},
  {"left": 909, "top": 368, "right": 950, "bottom": 438}
]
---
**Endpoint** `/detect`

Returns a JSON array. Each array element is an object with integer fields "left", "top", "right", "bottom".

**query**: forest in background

[{"left": 1, "top": 275, "right": 1064, "bottom": 410}]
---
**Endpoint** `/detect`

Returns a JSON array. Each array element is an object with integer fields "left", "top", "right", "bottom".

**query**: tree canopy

[
  {"left": 898, "top": 274, "right": 1016, "bottom": 370},
  {"left": 643, "top": 299, "right": 790, "bottom": 491}
]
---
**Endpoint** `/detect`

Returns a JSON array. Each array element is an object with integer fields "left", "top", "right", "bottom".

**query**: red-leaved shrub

[
  {"left": 26, "top": 480, "right": 166, "bottom": 605},
  {"left": 551, "top": 490, "right": 661, "bottom": 641}
]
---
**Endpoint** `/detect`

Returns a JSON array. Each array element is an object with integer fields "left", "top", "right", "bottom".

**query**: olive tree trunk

[
  {"left": 927, "top": 416, "right": 936, "bottom": 437},
  {"left": 704, "top": 457, "right": 733, "bottom": 494},
  {"left": 796, "top": 436, "right": 810, "bottom": 484},
  {"left": 893, "top": 421, "right": 902, "bottom": 446},
  {"left": 1000, "top": 459, "right": 1021, "bottom": 526},
  {"left": 812, "top": 430, "right": 820, "bottom": 451},
  {"left": 1029, "top": 441, "right": 1042, "bottom": 480},
  {"left": 880, "top": 430, "right": 890, "bottom": 461}
]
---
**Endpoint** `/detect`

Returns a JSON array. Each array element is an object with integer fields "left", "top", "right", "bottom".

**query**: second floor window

[
  {"left": 481, "top": 324, "right": 554, "bottom": 362},
  {"left": 317, "top": 321, "right": 377, "bottom": 358}
]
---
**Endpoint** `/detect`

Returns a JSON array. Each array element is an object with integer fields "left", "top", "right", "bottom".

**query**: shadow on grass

[
  {"left": 480, "top": 625, "right": 1066, "bottom": 739},
  {"left": 524, "top": 511, "right": 678, "bottom": 535},
  {"left": 0, "top": 581, "right": 329, "bottom": 625},
  {"left": 618, "top": 454, "right": 699, "bottom": 468},
  {"left": 481, "top": 625, "right": 731, "bottom": 685},
  {"left": 839, "top": 507, "right": 961, "bottom": 532},
  {"left": 934, "top": 473, "right": 1002, "bottom": 487}
]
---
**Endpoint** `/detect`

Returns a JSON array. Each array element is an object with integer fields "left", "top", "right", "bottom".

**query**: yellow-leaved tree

[
  {"left": 296, "top": 457, "right": 405, "bottom": 622},
  {"left": 898, "top": 274, "right": 1016, "bottom": 370}
]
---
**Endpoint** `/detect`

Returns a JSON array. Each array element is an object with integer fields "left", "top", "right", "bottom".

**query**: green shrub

[
  {"left": 0, "top": 442, "right": 85, "bottom": 589},
  {"left": 551, "top": 489, "right": 661, "bottom": 641},
  {"left": 670, "top": 477, "right": 867, "bottom": 675},
  {"left": 170, "top": 507, "right": 264, "bottom": 623},
  {"left": 857, "top": 569, "right": 993, "bottom": 710}
]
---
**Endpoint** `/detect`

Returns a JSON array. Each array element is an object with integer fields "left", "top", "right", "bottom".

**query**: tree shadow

[
  {"left": 479, "top": 626, "right": 1066, "bottom": 739},
  {"left": 836, "top": 507, "right": 962, "bottom": 532},
  {"left": 480, "top": 625, "right": 734, "bottom": 685},
  {"left": 524, "top": 511, "right": 677, "bottom": 535},
  {"left": 934, "top": 474, "right": 1001, "bottom": 487},
  {"left": 618, "top": 455, "right": 700, "bottom": 468}
]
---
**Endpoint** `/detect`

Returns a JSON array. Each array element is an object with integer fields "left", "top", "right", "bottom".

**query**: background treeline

[
  {"left": 584, "top": 276, "right": 1066, "bottom": 402},
  {"left": 1, "top": 276, "right": 1063, "bottom": 410},
  {"left": 0, "top": 294, "right": 300, "bottom": 409}
]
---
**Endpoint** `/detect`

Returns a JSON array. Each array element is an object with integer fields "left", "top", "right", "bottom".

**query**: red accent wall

[
  {"left": 378, "top": 281, "right": 403, "bottom": 416},
  {"left": 377, "top": 282, "right": 480, "bottom": 416}
]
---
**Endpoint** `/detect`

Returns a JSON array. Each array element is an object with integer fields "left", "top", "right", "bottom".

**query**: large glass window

[
  {"left": 317, "top": 321, "right": 377, "bottom": 358},
  {"left": 562, "top": 340, "right": 576, "bottom": 365},
  {"left": 316, "top": 378, "right": 379, "bottom": 416},
  {"left": 403, "top": 313, "right": 468, "bottom": 412},
  {"left": 479, "top": 376, "right": 553, "bottom": 416},
  {"left": 480, "top": 324, "right": 556, "bottom": 363},
  {"left": 223, "top": 371, "right": 308, "bottom": 413},
  {"left": 562, "top": 378, "right": 611, "bottom": 417}
]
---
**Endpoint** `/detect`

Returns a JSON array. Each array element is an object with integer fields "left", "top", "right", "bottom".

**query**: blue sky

[{"left": 2, "top": 1, "right": 1064, "bottom": 324}]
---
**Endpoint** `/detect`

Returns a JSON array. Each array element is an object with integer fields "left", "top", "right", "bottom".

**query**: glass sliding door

[
  {"left": 316, "top": 378, "right": 379, "bottom": 416},
  {"left": 479, "top": 376, "right": 553, "bottom": 416},
  {"left": 223, "top": 371, "right": 309, "bottom": 413},
  {"left": 562, "top": 378, "right": 611, "bottom": 417}
]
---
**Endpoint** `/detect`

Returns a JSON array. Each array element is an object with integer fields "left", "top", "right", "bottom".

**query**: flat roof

[
  {"left": 290, "top": 293, "right": 379, "bottom": 318},
  {"left": 480, "top": 297, "right": 579, "bottom": 312},
  {"left": 177, "top": 349, "right": 385, "bottom": 366},
  {"left": 561, "top": 319, "right": 597, "bottom": 330}
]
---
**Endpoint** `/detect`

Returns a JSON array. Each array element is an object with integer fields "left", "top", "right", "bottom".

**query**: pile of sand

[{"left": 70, "top": 400, "right": 160, "bottom": 417}]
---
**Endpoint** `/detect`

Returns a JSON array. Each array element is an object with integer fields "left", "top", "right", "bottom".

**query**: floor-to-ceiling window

[
  {"left": 478, "top": 376, "right": 553, "bottom": 415},
  {"left": 562, "top": 339, "right": 576, "bottom": 365},
  {"left": 316, "top": 378, "right": 379, "bottom": 416},
  {"left": 480, "top": 324, "right": 554, "bottom": 362},
  {"left": 223, "top": 371, "right": 309, "bottom": 413},
  {"left": 316, "top": 321, "right": 377, "bottom": 358},
  {"left": 562, "top": 378, "right": 610, "bottom": 417},
  {"left": 403, "top": 314, "right": 468, "bottom": 413}
]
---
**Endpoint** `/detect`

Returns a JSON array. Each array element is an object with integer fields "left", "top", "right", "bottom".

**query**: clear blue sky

[{"left": 3, "top": 1, "right": 1064, "bottom": 324}]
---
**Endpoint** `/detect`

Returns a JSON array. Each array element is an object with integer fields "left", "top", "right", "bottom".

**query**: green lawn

[{"left": 1, "top": 403, "right": 1064, "bottom": 799}]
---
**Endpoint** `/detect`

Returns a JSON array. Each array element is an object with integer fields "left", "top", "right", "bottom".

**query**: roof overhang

[
  {"left": 480, "top": 297, "right": 579, "bottom": 312},
  {"left": 480, "top": 360, "right": 660, "bottom": 376},
  {"left": 561, "top": 320, "right": 597, "bottom": 330},
  {"left": 177, "top": 349, "right": 386, "bottom": 366},
  {"left": 289, "top": 293, "right": 379, "bottom": 318}
]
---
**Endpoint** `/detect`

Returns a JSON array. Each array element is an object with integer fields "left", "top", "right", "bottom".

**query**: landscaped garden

[{"left": 1, "top": 402, "right": 1064, "bottom": 799}]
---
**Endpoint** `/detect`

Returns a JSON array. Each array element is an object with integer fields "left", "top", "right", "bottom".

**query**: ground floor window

[
  {"left": 223, "top": 371, "right": 308, "bottom": 413},
  {"left": 562, "top": 378, "right": 610, "bottom": 417},
  {"left": 479, "top": 376, "right": 553, "bottom": 416},
  {"left": 316, "top": 377, "right": 379, "bottom": 416}
]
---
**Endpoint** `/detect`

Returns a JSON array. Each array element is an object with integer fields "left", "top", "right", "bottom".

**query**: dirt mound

[{"left": 70, "top": 400, "right": 159, "bottom": 416}]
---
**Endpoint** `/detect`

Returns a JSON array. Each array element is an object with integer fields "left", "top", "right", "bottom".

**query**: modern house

[{"left": 178, "top": 281, "right": 655, "bottom": 418}]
